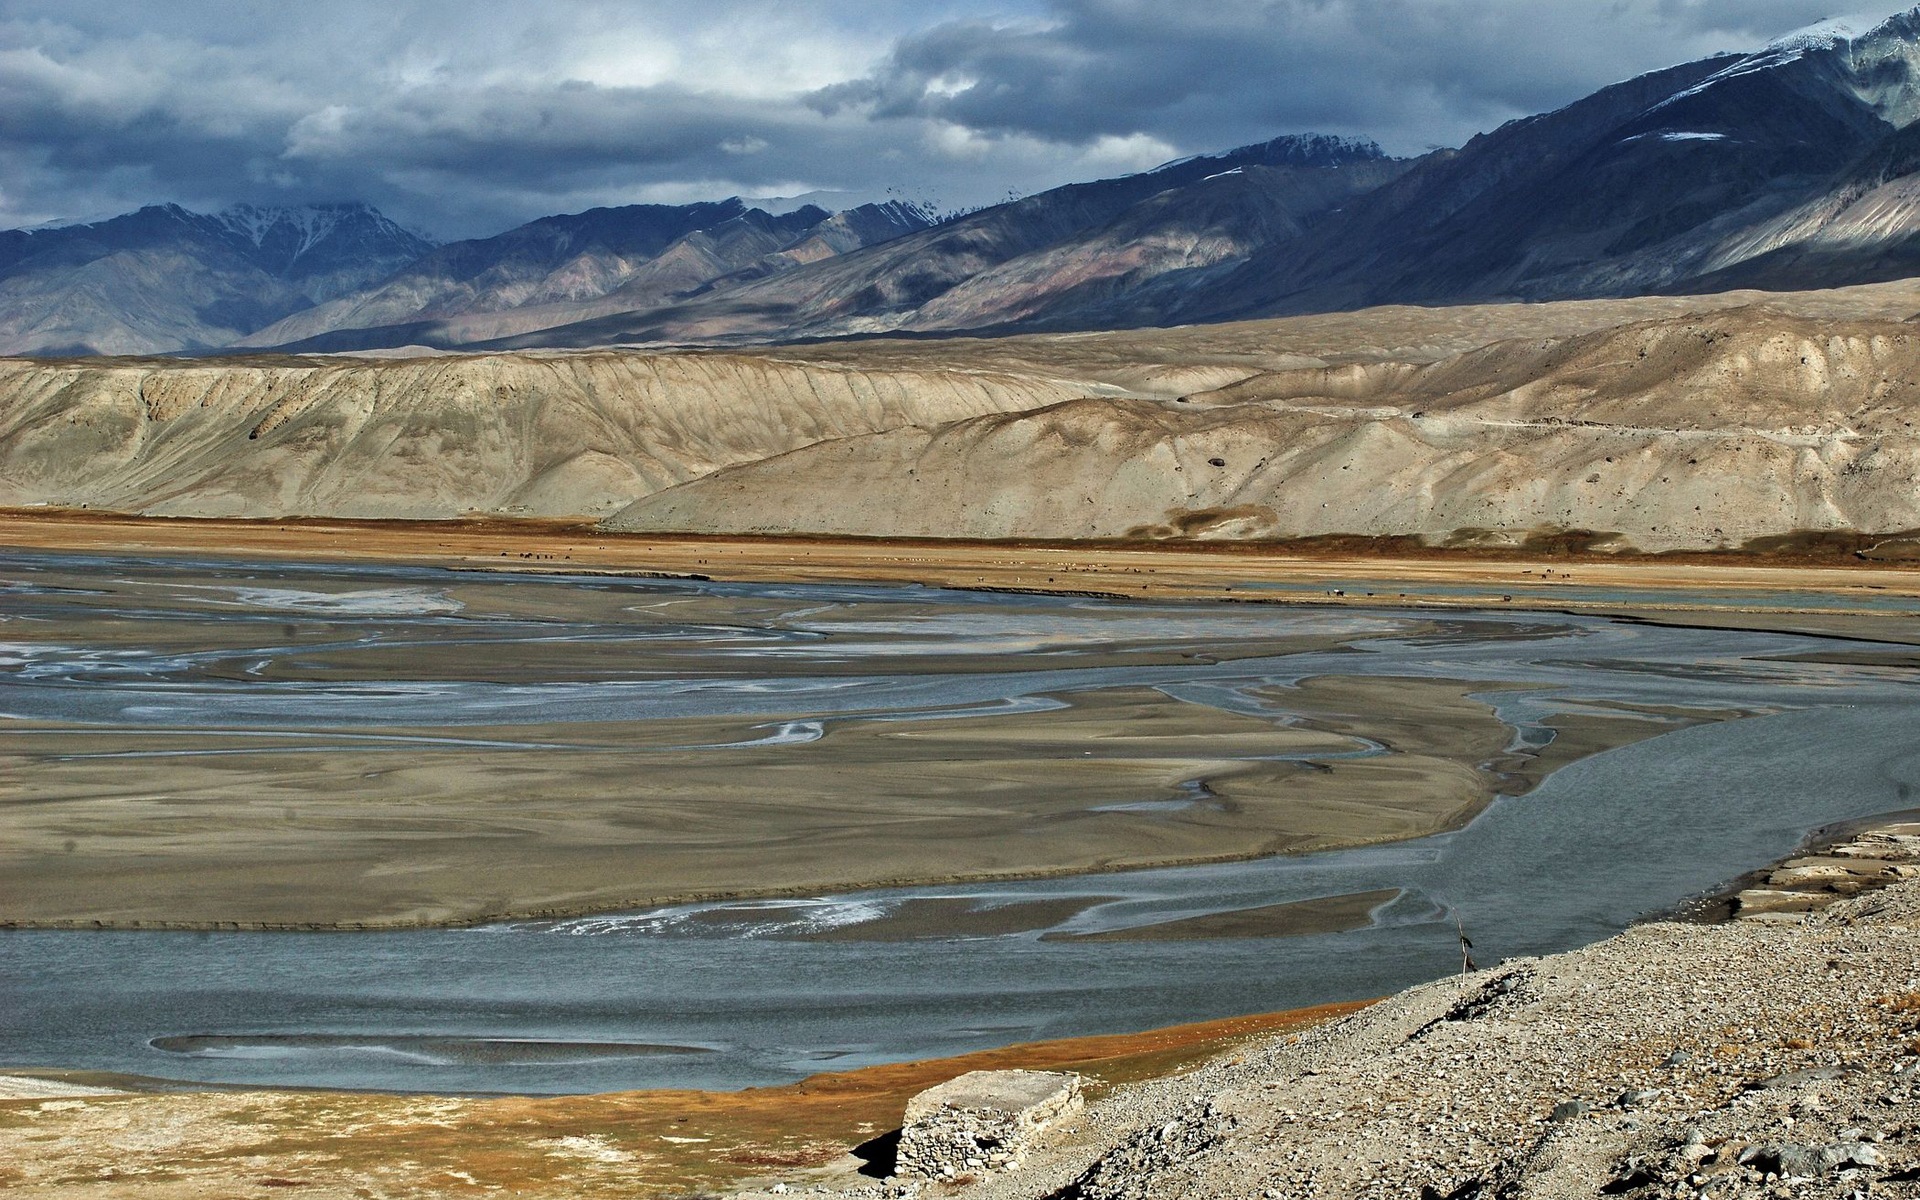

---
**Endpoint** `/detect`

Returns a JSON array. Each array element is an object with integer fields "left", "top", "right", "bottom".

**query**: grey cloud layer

[{"left": 0, "top": 0, "right": 1875, "bottom": 238}]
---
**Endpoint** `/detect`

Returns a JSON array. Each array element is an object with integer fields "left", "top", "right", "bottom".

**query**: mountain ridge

[
  {"left": 0, "top": 196, "right": 936, "bottom": 357},
  {"left": 464, "top": 8, "right": 1920, "bottom": 350}
]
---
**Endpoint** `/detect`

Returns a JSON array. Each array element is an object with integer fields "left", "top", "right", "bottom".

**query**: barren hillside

[
  {"left": 613, "top": 304, "right": 1920, "bottom": 552},
  {"left": 9, "top": 286, "right": 1920, "bottom": 550},
  {"left": 0, "top": 353, "right": 1089, "bottom": 519}
]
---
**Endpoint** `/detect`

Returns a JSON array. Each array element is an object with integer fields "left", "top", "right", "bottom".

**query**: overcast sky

[{"left": 0, "top": 1, "right": 1899, "bottom": 238}]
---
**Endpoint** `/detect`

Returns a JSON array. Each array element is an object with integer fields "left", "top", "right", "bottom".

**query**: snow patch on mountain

[
  {"left": 1764, "top": 11, "right": 1900, "bottom": 54},
  {"left": 1622, "top": 130, "right": 1732, "bottom": 144},
  {"left": 212, "top": 203, "right": 430, "bottom": 259},
  {"left": 1648, "top": 8, "right": 1918, "bottom": 118}
]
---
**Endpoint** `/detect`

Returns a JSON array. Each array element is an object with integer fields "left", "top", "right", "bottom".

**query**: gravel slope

[{"left": 766, "top": 827, "right": 1920, "bottom": 1199}]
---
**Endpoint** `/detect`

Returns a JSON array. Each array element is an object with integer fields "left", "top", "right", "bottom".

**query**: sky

[{"left": 0, "top": 1, "right": 1903, "bottom": 239}]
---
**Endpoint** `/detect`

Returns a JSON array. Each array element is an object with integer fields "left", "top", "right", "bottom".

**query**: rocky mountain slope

[
  {"left": 0, "top": 197, "right": 932, "bottom": 359},
  {"left": 242, "top": 135, "right": 1400, "bottom": 354},
  {"left": 1178, "top": 11, "right": 1920, "bottom": 320},
  {"left": 387, "top": 8, "right": 1920, "bottom": 350},
  {"left": 0, "top": 203, "right": 434, "bottom": 356},
  {"left": 463, "top": 136, "right": 1406, "bottom": 351}
]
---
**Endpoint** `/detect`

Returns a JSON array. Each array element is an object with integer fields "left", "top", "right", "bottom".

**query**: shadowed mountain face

[
  {"left": 0, "top": 198, "right": 933, "bottom": 358},
  {"left": 451, "top": 9, "right": 1920, "bottom": 348},
  {"left": 1184, "top": 10, "right": 1920, "bottom": 319},
  {"left": 243, "top": 134, "right": 1398, "bottom": 354},
  {"left": 457, "top": 135, "right": 1405, "bottom": 351},
  {"left": 0, "top": 203, "right": 436, "bottom": 356}
]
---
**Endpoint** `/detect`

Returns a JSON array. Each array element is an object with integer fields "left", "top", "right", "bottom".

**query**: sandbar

[
  {"left": 1042, "top": 888, "right": 1403, "bottom": 942},
  {"left": 0, "top": 513, "right": 1895, "bottom": 930}
]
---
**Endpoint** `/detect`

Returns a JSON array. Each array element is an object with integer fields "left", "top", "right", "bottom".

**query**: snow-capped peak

[
  {"left": 1639, "top": 5, "right": 1920, "bottom": 131},
  {"left": 1764, "top": 11, "right": 1900, "bottom": 54}
]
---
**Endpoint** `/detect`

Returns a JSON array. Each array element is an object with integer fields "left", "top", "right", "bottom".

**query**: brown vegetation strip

[{"left": 5, "top": 510, "right": 1920, "bottom": 618}]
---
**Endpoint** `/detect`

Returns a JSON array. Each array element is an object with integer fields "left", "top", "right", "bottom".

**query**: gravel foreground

[{"left": 762, "top": 849, "right": 1920, "bottom": 1199}]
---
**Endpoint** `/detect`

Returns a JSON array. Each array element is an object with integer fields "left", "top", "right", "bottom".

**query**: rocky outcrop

[
  {"left": 894, "top": 1071, "right": 1084, "bottom": 1182},
  {"left": 1732, "top": 822, "right": 1920, "bottom": 921}
]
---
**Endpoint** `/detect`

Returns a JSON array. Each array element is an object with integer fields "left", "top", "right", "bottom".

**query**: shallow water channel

[{"left": 2, "top": 552, "right": 1918, "bottom": 1093}]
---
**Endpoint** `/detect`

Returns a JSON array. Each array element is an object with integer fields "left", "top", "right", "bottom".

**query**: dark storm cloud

[
  {"left": 0, "top": 0, "right": 1891, "bottom": 238},
  {"left": 814, "top": 0, "right": 1893, "bottom": 153}
]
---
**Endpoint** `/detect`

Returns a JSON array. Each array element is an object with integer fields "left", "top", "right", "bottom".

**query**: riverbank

[
  {"left": 7, "top": 510, "right": 1920, "bottom": 636},
  {"left": 792, "top": 819, "right": 1920, "bottom": 1199},
  {"left": 9, "top": 824, "right": 1917, "bottom": 1199}
]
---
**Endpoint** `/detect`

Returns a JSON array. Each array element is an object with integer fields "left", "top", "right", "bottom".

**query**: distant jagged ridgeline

[{"left": 10, "top": 297, "right": 1920, "bottom": 554}]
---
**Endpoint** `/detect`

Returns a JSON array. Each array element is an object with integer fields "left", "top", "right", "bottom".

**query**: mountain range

[
  {"left": 18, "top": 10, "right": 1920, "bottom": 357},
  {"left": 232, "top": 197, "right": 936, "bottom": 351}
]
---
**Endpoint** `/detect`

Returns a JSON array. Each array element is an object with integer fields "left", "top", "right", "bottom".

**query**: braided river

[{"left": 3, "top": 552, "right": 1917, "bottom": 1092}]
